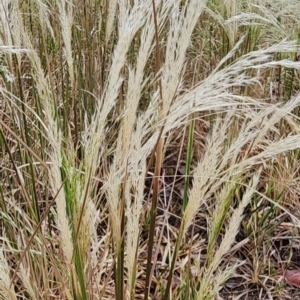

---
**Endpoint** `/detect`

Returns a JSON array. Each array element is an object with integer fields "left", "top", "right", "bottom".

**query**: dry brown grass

[{"left": 1, "top": 0, "right": 300, "bottom": 299}]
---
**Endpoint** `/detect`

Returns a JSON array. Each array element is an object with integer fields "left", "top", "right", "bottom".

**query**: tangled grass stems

[{"left": 0, "top": 0, "right": 300, "bottom": 299}]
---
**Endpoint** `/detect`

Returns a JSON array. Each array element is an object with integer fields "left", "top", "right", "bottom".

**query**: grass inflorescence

[{"left": 1, "top": 0, "right": 300, "bottom": 299}]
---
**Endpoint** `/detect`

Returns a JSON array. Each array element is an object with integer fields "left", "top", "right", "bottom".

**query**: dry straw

[{"left": 1, "top": 0, "right": 300, "bottom": 299}]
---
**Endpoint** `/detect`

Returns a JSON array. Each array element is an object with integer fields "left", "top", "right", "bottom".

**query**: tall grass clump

[{"left": 1, "top": 0, "right": 300, "bottom": 299}]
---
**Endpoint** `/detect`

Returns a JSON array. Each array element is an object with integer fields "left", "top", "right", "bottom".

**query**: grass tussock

[{"left": 1, "top": 0, "right": 300, "bottom": 299}]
